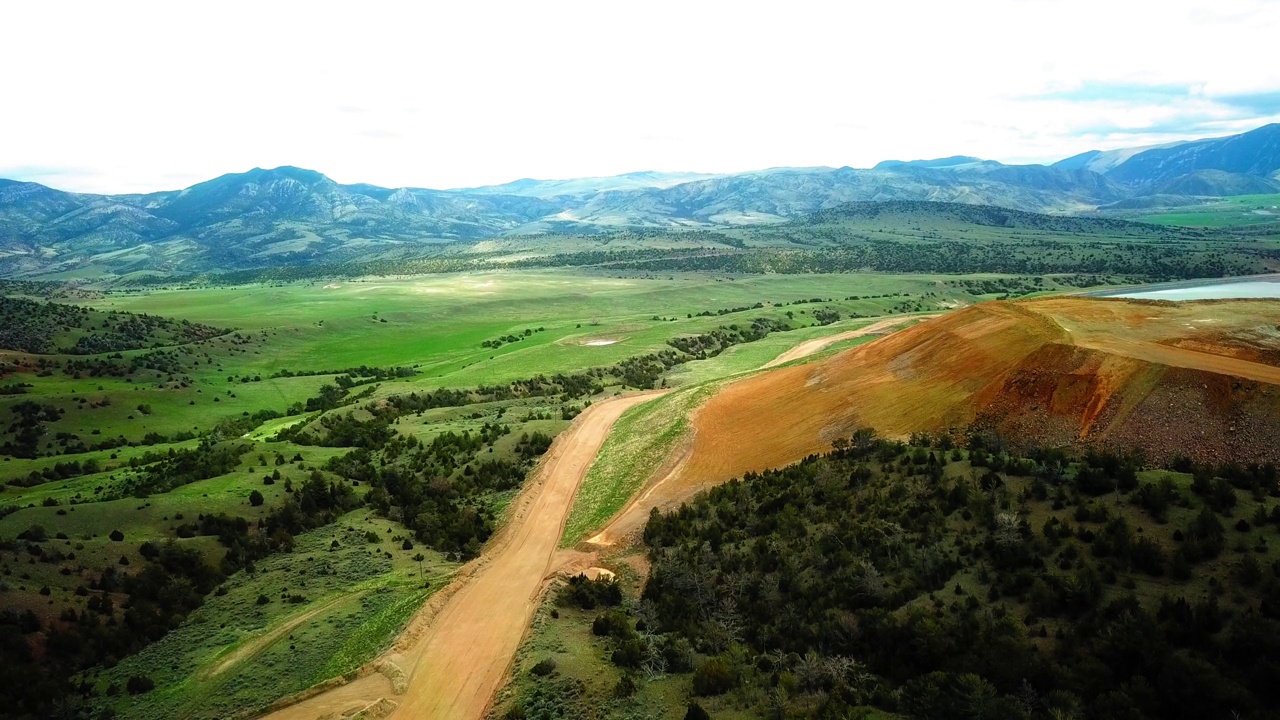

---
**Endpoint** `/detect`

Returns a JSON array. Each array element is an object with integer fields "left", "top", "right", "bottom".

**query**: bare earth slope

[{"left": 595, "top": 297, "right": 1280, "bottom": 543}]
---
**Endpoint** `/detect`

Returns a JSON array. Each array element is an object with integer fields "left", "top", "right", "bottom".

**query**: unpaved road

[
  {"left": 261, "top": 318, "right": 929, "bottom": 719},
  {"left": 763, "top": 315, "right": 938, "bottom": 369},
  {"left": 262, "top": 391, "right": 663, "bottom": 720}
]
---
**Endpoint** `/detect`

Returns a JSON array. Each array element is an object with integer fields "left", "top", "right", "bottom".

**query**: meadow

[{"left": 1128, "top": 193, "right": 1280, "bottom": 228}]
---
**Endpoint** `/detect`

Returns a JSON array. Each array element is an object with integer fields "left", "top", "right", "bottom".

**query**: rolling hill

[
  {"left": 0, "top": 168, "right": 557, "bottom": 276},
  {"left": 646, "top": 297, "right": 1280, "bottom": 517},
  {"left": 4, "top": 124, "right": 1280, "bottom": 277}
]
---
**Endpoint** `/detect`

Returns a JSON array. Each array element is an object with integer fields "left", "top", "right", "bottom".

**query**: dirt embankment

[
  {"left": 592, "top": 298, "right": 1280, "bottom": 544},
  {"left": 591, "top": 315, "right": 943, "bottom": 546}
]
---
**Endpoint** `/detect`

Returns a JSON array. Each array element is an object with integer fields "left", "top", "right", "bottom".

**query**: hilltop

[
  {"left": 4, "top": 124, "right": 1280, "bottom": 278},
  {"left": 628, "top": 297, "right": 1280, "bottom": 523}
]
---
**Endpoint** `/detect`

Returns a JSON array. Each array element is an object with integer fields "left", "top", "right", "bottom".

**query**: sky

[{"left": 3, "top": 0, "right": 1279, "bottom": 194}]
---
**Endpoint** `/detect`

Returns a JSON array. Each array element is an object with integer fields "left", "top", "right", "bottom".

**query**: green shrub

[
  {"left": 126, "top": 674, "right": 155, "bottom": 694},
  {"left": 691, "top": 657, "right": 737, "bottom": 696},
  {"left": 555, "top": 574, "right": 621, "bottom": 610},
  {"left": 684, "top": 702, "right": 711, "bottom": 720}
]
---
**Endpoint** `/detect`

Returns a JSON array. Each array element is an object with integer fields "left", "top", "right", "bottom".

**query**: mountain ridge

[{"left": 4, "top": 123, "right": 1280, "bottom": 277}]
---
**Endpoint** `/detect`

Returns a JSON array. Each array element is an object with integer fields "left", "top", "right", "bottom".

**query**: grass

[
  {"left": 3, "top": 271, "right": 1053, "bottom": 456},
  {"left": 91, "top": 509, "right": 455, "bottom": 720},
  {"left": 317, "top": 586, "right": 431, "bottom": 680},
  {"left": 1131, "top": 193, "right": 1280, "bottom": 228},
  {"left": 560, "top": 384, "right": 713, "bottom": 547}
]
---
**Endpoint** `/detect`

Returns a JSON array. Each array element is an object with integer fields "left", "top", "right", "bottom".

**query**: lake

[{"left": 1095, "top": 275, "right": 1280, "bottom": 301}]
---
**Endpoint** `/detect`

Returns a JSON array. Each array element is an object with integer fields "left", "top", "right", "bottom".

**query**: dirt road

[
  {"left": 261, "top": 391, "right": 662, "bottom": 720},
  {"left": 260, "top": 317, "right": 934, "bottom": 719},
  {"left": 763, "top": 315, "right": 938, "bottom": 369},
  {"left": 206, "top": 592, "right": 366, "bottom": 681}
]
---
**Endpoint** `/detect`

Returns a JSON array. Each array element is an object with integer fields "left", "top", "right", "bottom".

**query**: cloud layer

[{"left": 3, "top": 0, "right": 1278, "bottom": 193}]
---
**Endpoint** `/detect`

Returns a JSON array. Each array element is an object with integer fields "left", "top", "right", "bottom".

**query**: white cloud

[{"left": 2, "top": 0, "right": 1278, "bottom": 193}]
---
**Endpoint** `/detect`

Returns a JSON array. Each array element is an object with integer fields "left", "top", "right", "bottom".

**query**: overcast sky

[{"left": 3, "top": 0, "right": 1279, "bottom": 194}]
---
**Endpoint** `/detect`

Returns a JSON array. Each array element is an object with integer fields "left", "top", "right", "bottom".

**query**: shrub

[
  {"left": 109, "top": 529, "right": 124, "bottom": 542},
  {"left": 556, "top": 573, "right": 621, "bottom": 610},
  {"left": 249, "top": 490, "right": 264, "bottom": 506},
  {"left": 591, "top": 610, "right": 631, "bottom": 638},
  {"left": 613, "top": 672, "right": 639, "bottom": 698},
  {"left": 530, "top": 657, "right": 557, "bottom": 676},
  {"left": 17, "top": 525, "right": 47, "bottom": 542},
  {"left": 126, "top": 675, "right": 155, "bottom": 694},
  {"left": 692, "top": 657, "right": 738, "bottom": 696},
  {"left": 685, "top": 702, "right": 712, "bottom": 720}
]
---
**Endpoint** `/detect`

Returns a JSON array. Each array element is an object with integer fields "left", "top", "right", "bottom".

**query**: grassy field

[
  {"left": 1, "top": 271, "right": 1048, "bottom": 469},
  {"left": 1127, "top": 193, "right": 1280, "bottom": 227}
]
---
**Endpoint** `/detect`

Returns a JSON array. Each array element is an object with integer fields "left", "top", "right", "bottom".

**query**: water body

[{"left": 1094, "top": 275, "right": 1280, "bottom": 301}]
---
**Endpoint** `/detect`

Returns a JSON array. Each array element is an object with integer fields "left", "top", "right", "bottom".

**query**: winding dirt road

[
  {"left": 262, "top": 391, "right": 663, "bottom": 720},
  {"left": 260, "top": 318, "right": 927, "bottom": 720}
]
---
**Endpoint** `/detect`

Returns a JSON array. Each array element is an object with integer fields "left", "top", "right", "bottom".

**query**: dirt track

[
  {"left": 261, "top": 391, "right": 662, "bottom": 720},
  {"left": 207, "top": 592, "right": 365, "bottom": 681},
  {"left": 762, "top": 316, "right": 936, "bottom": 369}
]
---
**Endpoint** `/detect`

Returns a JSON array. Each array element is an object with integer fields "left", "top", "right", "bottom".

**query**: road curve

[
  {"left": 261, "top": 391, "right": 663, "bottom": 720},
  {"left": 261, "top": 317, "right": 932, "bottom": 719},
  {"left": 763, "top": 315, "right": 940, "bottom": 369}
]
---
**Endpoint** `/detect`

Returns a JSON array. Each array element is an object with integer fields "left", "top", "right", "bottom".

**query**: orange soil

[
  {"left": 761, "top": 315, "right": 937, "bottom": 369},
  {"left": 260, "top": 391, "right": 664, "bottom": 720},
  {"left": 590, "top": 316, "right": 940, "bottom": 546},
  {"left": 594, "top": 298, "right": 1280, "bottom": 542}
]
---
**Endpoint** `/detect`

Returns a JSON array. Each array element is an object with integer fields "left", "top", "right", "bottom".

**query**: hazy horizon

[{"left": 4, "top": 0, "right": 1279, "bottom": 194}]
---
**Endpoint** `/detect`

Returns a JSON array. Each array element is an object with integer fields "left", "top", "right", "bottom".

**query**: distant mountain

[
  {"left": 0, "top": 167, "right": 556, "bottom": 276},
  {"left": 4, "top": 123, "right": 1280, "bottom": 277},
  {"left": 1152, "top": 169, "right": 1280, "bottom": 197},
  {"left": 457, "top": 171, "right": 727, "bottom": 198},
  {"left": 1051, "top": 141, "right": 1187, "bottom": 174},
  {"left": 542, "top": 163, "right": 1128, "bottom": 230},
  {"left": 1068, "top": 124, "right": 1280, "bottom": 187},
  {"left": 872, "top": 155, "right": 995, "bottom": 170}
]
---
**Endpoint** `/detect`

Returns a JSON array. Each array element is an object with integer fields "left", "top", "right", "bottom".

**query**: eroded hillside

[{"left": 649, "top": 297, "right": 1280, "bottom": 518}]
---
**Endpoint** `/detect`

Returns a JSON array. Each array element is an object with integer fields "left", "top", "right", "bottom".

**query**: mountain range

[{"left": 2, "top": 123, "right": 1278, "bottom": 277}]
